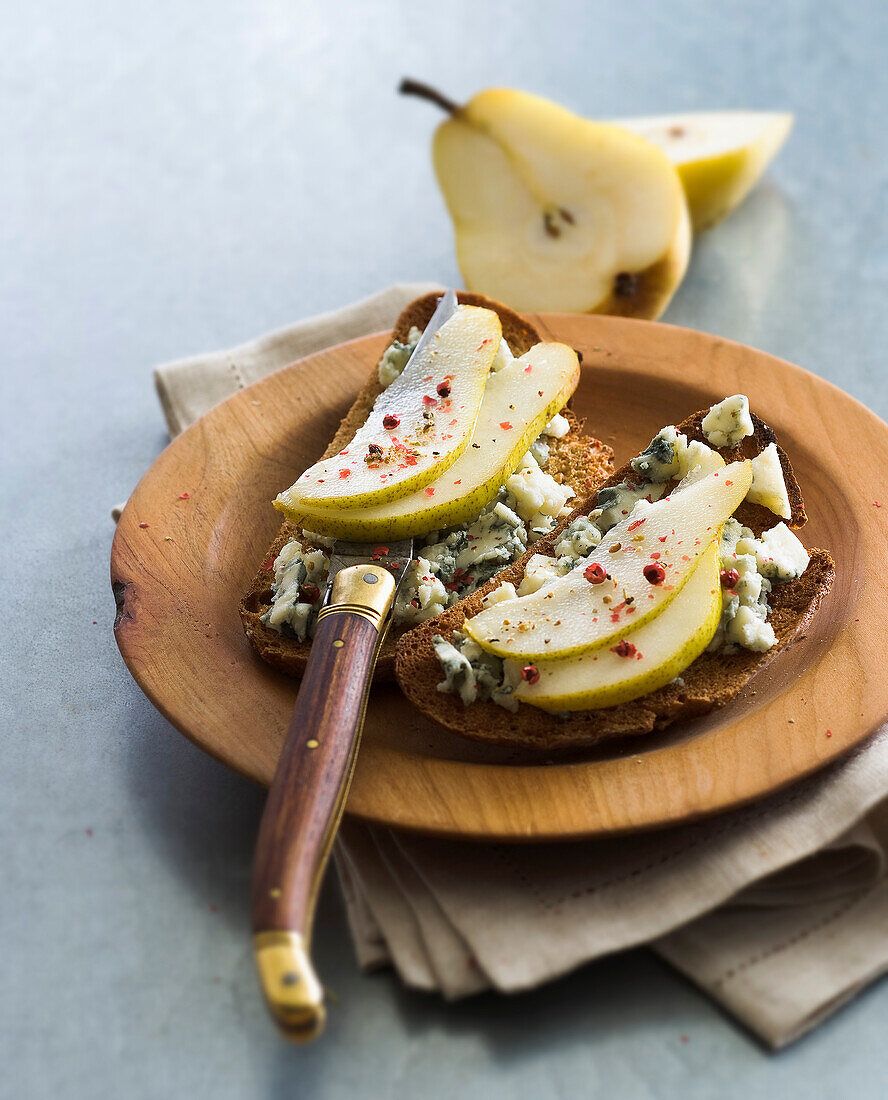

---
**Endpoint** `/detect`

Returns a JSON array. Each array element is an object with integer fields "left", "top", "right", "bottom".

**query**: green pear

[
  {"left": 465, "top": 460, "right": 752, "bottom": 660},
  {"left": 401, "top": 81, "right": 690, "bottom": 319},
  {"left": 279, "top": 342, "right": 580, "bottom": 541},
  {"left": 511, "top": 541, "right": 721, "bottom": 711},
  {"left": 278, "top": 306, "right": 500, "bottom": 511}
]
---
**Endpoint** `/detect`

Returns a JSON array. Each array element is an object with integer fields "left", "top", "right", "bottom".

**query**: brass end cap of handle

[{"left": 253, "top": 931, "right": 325, "bottom": 1042}]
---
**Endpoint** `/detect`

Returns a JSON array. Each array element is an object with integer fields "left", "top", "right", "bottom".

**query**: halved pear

[
  {"left": 512, "top": 542, "right": 721, "bottom": 712},
  {"left": 615, "top": 111, "right": 793, "bottom": 231},
  {"left": 279, "top": 342, "right": 580, "bottom": 541},
  {"left": 277, "top": 305, "right": 500, "bottom": 511},
  {"left": 465, "top": 460, "right": 752, "bottom": 661},
  {"left": 402, "top": 82, "right": 690, "bottom": 319}
]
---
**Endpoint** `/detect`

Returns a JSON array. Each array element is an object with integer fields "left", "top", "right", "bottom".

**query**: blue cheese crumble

[
  {"left": 262, "top": 539, "right": 330, "bottom": 641},
  {"left": 701, "top": 394, "right": 755, "bottom": 448},
  {"left": 376, "top": 326, "right": 423, "bottom": 386},
  {"left": 432, "top": 631, "right": 522, "bottom": 710},
  {"left": 708, "top": 518, "right": 809, "bottom": 652},
  {"left": 747, "top": 442, "right": 792, "bottom": 519}
]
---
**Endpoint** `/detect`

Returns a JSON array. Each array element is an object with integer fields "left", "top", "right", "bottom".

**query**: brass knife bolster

[{"left": 317, "top": 563, "right": 398, "bottom": 632}]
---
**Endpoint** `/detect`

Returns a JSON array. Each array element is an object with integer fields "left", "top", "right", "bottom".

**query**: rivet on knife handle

[{"left": 250, "top": 565, "right": 397, "bottom": 1042}]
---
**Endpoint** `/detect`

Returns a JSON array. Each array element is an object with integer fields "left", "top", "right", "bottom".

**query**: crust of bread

[
  {"left": 239, "top": 293, "right": 614, "bottom": 680},
  {"left": 394, "top": 411, "right": 835, "bottom": 751}
]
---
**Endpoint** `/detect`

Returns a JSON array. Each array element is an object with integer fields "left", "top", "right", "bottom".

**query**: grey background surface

[{"left": 2, "top": 1, "right": 887, "bottom": 1096}]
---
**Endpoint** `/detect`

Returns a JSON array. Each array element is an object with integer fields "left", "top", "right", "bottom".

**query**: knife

[{"left": 250, "top": 291, "right": 458, "bottom": 1042}]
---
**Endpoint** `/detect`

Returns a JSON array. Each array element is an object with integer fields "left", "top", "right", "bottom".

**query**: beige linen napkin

[{"left": 139, "top": 283, "right": 888, "bottom": 1049}]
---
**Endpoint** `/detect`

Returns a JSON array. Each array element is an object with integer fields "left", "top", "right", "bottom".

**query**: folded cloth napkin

[{"left": 140, "top": 283, "right": 888, "bottom": 1049}]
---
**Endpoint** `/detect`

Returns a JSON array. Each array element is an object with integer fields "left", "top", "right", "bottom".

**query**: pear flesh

[
  {"left": 465, "top": 460, "right": 753, "bottom": 661},
  {"left": 433, "top": 89, "right": 691, "bottom": 319},
  {"left": 278, "top": 342, "right": 580, "bottom": 541},
  {"left": 615, "top": 110, "right": 793, "bottom": 231},
  {"left": 278, "top": 305, "right": 501, "bottom": 511},
  {"left": 512, "top": 542, "right": 721, "bottom": 712}
]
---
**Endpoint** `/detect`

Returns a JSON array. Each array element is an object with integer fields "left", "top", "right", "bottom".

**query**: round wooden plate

[{"left": 112, "top": 314, "right": 888, "bottom": 840}]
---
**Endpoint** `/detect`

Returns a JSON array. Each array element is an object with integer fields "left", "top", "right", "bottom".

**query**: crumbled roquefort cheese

[
  {"left": 505, "top": 451, "right": 575, "bottom": 541},
  {"left": 736, "top": 521, "right": 810, "bottom": 582},
  {"left": 631, "top": 426, "right": 724, "bottom": 489},
  {"left": 725, "top": 604, "right": 777, "bottom": 652},
  {"left": 541, "top": 412, "right": 570, "bottom": 439},
  {"left": 490, "top": 339, "right": 515, "bottom": 373},
  {"left": 376, "top": 326, "right": 423, "bottom": 387},
  {"left": 554, "top": 514, "right": 602, "bottom": 562},
  {"left": 631, "top": 426, "right": 684, "bottom": 482},
  {"left": 529, "top": 437, "right": 550, "bottom": 466},
  {"left": 675, "top": 438, "right": 725, "bottom": 487},
  {"left": 702, "top": 394, "right": 754, "bottom": 448},
  {"left": 261, "top": 539, "right": 330, "bottom": 640},
  {"left": 432, "top": 632, "right": 521, "bottom": 711},
  {"left": 517, "top": 553, "right": 564, "bottom": 596},
  {"left": 481, "top": 582, "right": 518, "bottom": 608},
  {"left": 432, "top": 635, "right": 478, "bottom": 705},
  {"left": 747, "top": 442, "right": 792, "bottom": 519},
  {"left": 589, "top": 480, "right": 667, "bottom": 535},
  {"left": 393, "top": 556, "right": 448, "bottom": 626},
  {"left": 706, "top": 517, "right": 808, "bottom": 653}
]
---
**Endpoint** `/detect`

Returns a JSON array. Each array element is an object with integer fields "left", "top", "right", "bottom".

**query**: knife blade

[
  {"left": 322, "top": 538, "right": 414, "bottom": 611},
  {"left": 399, "top": 286, "right": 458, "bottom": 374},
  {"left": 251, "top": 292, "right": 460, "bottom": 1042}
]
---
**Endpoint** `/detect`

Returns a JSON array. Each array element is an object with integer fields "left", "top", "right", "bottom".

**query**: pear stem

[{"left": 398, "top": 78, "right": 459, "bottom": 115}]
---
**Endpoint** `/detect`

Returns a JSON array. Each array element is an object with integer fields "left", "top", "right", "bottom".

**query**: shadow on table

[
  {"left": 122, "top": 701, "right": 265, "bottom": 936},
  {"left": 121, "top": 702, "right": 766, "bottom": 1097}
]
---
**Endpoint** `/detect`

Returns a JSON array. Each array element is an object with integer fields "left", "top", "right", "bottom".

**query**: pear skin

[
  {"left": 616, "top": 110, "right": 793, "bottom": 230},
  {"left": 512, "top": 542, "right": 721, "bottom": 711},
  {"left": 279, "top": 342, "right": 580, "bottom": 541}
]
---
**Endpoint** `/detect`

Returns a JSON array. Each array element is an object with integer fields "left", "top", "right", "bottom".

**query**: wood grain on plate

[{"left": 111, "top": 314, "right": 888, "bottom": 841}]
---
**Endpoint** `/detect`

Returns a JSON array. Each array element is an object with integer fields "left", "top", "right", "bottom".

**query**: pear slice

[
  {"left": 615, "top": 111, "right": 793, "bottom": 231},
  {"left": 278, "top": 342, "right": 580, "bottom": 541},
  {"left": 278, "top": 305, "right": 500, "bottom": 511},
  {"left": 512, "top": 541, "right": 721, "bottom": 712},
  {"left": 465, "top": 460, "right": 752, "bottom": 661},
  {"left": 401, "top": 82, "right": 690, "bottom": 320}
]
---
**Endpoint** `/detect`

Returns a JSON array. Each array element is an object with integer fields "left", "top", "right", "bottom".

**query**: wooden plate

[{"left": 112, "top": 314, "right": 888, "bottom": 840}]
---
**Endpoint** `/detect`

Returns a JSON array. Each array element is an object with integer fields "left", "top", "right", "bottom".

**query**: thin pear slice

[
  {"left": 278, "top": 305, "right": 501, "bottom": 510},
  {"left": 615, "top": 111, "right": 793, "bottom": 231},
  {"left": 429, "top": 88, "right": 691, "bottom": 319},
  {"left": 512, "top": 542, "right": 721, "bottom": 712},
  {"left": 277, "top": 342, "right": 580, "bottom": 541},
  {"left": 465, "top": 460, "right": 752, "bottom": 660}
]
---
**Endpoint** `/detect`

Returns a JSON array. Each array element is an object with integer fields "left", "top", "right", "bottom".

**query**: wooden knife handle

[{"left": 251, "top": 564, "right": 396, "bottom": 1042}]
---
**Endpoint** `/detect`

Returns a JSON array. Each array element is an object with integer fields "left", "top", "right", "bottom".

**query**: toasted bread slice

[
  {"left": 240, "top": 293, "right": 614, "bottom": 681},
  {"left": 395, "top": 410, "right": 835, "bottom": 750}
]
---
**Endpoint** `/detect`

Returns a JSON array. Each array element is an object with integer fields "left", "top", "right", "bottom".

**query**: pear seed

[
  {"left": 614, "top": 271, "right": 640, "bottom": 298},
  {"left": 543, "top": 211, "right": 561, "bottom": 238}
]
